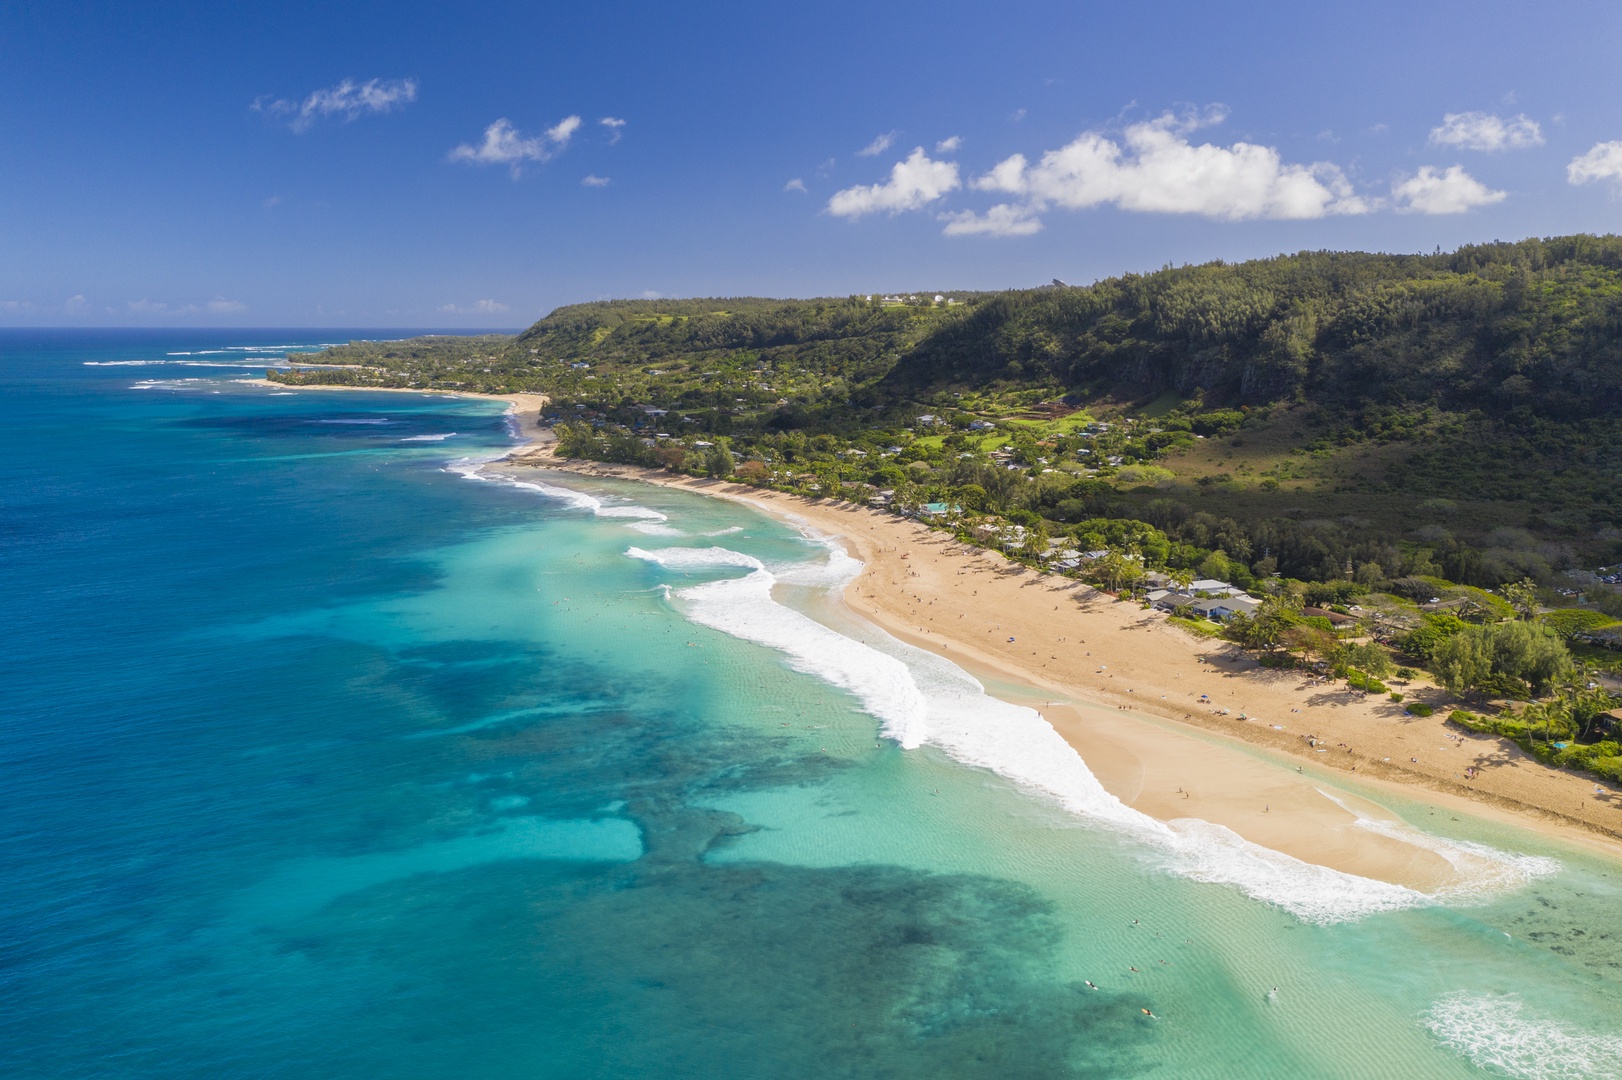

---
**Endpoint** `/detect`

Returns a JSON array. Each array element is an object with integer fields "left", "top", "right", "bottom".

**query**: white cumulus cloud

[
  {"left": 935, "top": 135, "right": 962, "bottom": 153},
  {"left": 600, "top": 116, "right": 627, "bottom": 143},
  {"left": 63, "top": 295, "right": 87, "bottom": 313},
  {"left": 967, "top": 110, "right": 1369, "bottom": 226},
  {"left": 581, "top": 174, "right": 611, "bottom": 187},
  {"left": 783, "top": 178, "right": 808, "bottom": 193},
  {"left": 206, "top": 298, "right": 247, "bottom": 313},
  {"left": 254, "top": 77, "right": 417, "bottom": 133},
  {"left": 1567, "top": 141, "right": 1622, "bottom": 185},
  {"left": 827, "top": 148, "right": 960, "bottom": 218},
  {"left": 940, "top": 203, "right": 1043, "bottom": 237},
  {"left": 857, "top": 131, "right": 896, "bottom": 157},
  {"left": 1391, "top": 165, "right": 1506, "bottom": 213},
  {"left": 1429, "top": 112, "right": 1543, "bottom": 152},
  {"left": 449, "top": 116, "right": 582, "bottom": 177}
]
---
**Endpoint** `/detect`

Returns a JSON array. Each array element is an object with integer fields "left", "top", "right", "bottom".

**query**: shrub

[
  {"left": 1406, "top": 703, "right": 1435, "bottom": 717},
  {"left": 1389, "top": 692, "right": 1404, "bottom": 702},
  {"left": 1346, "top": 669, "right": 1389, "bottom": 694}
]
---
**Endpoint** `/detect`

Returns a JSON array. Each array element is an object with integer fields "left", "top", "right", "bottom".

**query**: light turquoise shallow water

[{"left": 3, "top": 332, "right": 1620, "bottom": 1079}]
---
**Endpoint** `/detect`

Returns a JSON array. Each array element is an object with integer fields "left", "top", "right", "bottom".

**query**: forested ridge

[{"left": 272, "top": 235, "right": 1622, "bottom": 586}]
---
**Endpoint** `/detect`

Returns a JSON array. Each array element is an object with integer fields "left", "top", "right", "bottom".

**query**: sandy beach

[{"left": 492, "top": 444, "right": 1622, "bottom": 890}]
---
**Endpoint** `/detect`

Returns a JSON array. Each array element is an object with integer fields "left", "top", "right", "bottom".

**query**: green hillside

[{"left": 270, "top": 236, "right": 1622, "bottom": 589}]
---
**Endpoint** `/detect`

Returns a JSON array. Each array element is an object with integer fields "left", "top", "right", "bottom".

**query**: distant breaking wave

[{"left": 445, "top": 458, "right": 679, "bottom": 535}]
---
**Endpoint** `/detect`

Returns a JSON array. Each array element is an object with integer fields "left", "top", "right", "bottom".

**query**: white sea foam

[
  {"left": 1322, "top": 791, "right": 1559, "bottom": 901},
  {"left": 447, "top": 464, "right": 673, "bottom": 530},
  {"left": 629, "top": 540, "right": 1560, "bottom": 924},
  {"left": 87, "top": 358, "right": 277, "bottom": 368},
  {"left": 400, "top": 432, "right": 459, "bottom": 442},
  {"left": 316, "top": 418, "right": 394, "bottom": 425},
  {"left": 1424, "top": 993, "right": 1622, "bottom": 1080},
  {"left": 626, "top": 520, "right": 682, "bottom": 536}
]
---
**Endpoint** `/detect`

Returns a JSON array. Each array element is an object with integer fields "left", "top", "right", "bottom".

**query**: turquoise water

[{"left": 2, "top": 331, "right": 1620, "bottom": 1078}]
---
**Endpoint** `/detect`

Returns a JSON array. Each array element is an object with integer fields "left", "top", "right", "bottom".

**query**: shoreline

[
  {"left": 495, "top": 445, "right": 1622, "bottom": 878},
  {"left": 241, "top": 377, "right": 552, "bottom": 444},
  {"left": 235, "top": 378, "right": 1621, "bottom": 881}
]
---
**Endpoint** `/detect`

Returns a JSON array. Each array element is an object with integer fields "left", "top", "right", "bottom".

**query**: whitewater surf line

[{"left": 627, "top": 540, "right": 1559, "bottom": 924}]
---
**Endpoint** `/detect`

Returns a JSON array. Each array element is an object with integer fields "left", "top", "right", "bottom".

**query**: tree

[
  {"left": 1089, "top": 551, "right": 1143, "bottom": 594},
  {"left": 1433, "top": 628, "right": 1494, "bottom": 697},
  {"left": 1502, "top": 578, "right": 1540, "bottom": 621},
  {"left": 1336, "top": 641, "right": 1392, "bottom": 679},
  {"left": 1283, "top": 624, "right": 1338, "bottom": 665},
  {"left": 703, "top": 438, "right": 734, "bottom": 478},
  {"left": 1228, "top": 592, "right": 1302, "bottom": 650},
  {"left": 1489, "top": 620, "right": 1571, "bottom": 694},
  {"left": 1169, "top": 567, "right": 1196, "bottom": 592},
  {"left": 1433, "top": 621, "right": 1571, "bottom": 698}
]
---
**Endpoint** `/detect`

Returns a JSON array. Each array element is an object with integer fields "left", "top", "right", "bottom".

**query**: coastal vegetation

[{"left": 270, "top": 235, "right": 1622, "bottom": 782}]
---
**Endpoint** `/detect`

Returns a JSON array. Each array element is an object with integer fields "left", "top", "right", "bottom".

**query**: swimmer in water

[{"left": 1142, "top": 1008, "right": 1156, "bottom": 1018}]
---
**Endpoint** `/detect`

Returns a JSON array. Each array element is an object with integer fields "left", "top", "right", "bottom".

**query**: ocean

[{"left": 2, "top": 329, "right": 1620, "bottom": 1079}]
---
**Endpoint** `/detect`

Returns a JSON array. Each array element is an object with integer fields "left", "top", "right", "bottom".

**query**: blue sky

[{"left": 5, "top": 0, "right": 1622, "bottom": 327}]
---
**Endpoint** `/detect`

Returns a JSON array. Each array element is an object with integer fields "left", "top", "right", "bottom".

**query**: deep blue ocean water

[{"left": 3, "top": 331, "right": 1622, "bottom": 1079}]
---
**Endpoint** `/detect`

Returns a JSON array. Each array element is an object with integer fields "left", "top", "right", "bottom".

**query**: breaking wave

[
  {"left": 627, "top": 540, "right": 1560, "bottom": 924},
  {"left": 445, "top": 461, "right": 672, "bottom": 531},
  {"left": 1423, "top": 993, "right": 1622, "bottom": 1080}
]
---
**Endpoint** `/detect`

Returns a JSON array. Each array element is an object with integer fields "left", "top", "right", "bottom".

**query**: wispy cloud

[
  {"left": 827, "top": 147, "right": 960, "bottom": 218},
  {"left": 581, "top": 174, "right": 611, "bottom": 187},
  {"left": 963, "top": 108, "right": 1368, "bottom": 230},
  {"left": 856, "top": 131, "right": 896, "bottom": 157},
  {"left": 1391, "top": 165, "right": 1505, "bottom": 213},
  {"left": 449, "top": 116, "right": 582, "bottom": 178},
  {"left": 0, "top": 299, "right": 36, "bottom": 313},
  {"left": 940, "top": 203, "right": 1043, "bottom": 237},
  {"left": 63, "top": 295, "right": 87, "bottom": 313},
  {"left": 1429, "top": 112, "right": 1543, "bottom": 152},
  {"left": 116, "top": 296, "right": 247, "bottom": 316},
  {"left": 783, "top": 178, "right": 808, "bottom": 193},
  {"left": 600, "top": 116, "right": 627, "bottom": 144},
  {"left": 1567, "top": 141, "right": 1622, "bottom": 186},
  {"left": 438, "top": 299, "right": 510, "bottom": 314},
  {"left": 254, "top": 77, "right": 418, "bottom": 133},
  {"left": 935, "top": 135, "right": 962, "bottom": 153}
]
